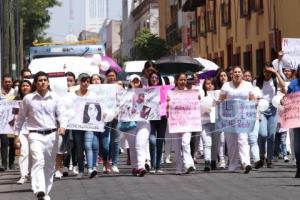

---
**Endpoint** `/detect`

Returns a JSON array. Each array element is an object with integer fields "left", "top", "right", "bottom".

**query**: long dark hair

[
  {"left": 83, "top": 102, "right": 101, "bottom": 123},
  {"left": 175, "top": 72, "right": 187, "bottom": 87},
  {"left": 148, "top": 71, "right": 163, "bottom": 86},
  {"left": 215, "top": 69, "right": 228, "bottom": 89},
  {"left": 18, "top": 80, "right": 32, "bottom": 100},
  {"left": 202, "top": 77, "right": 216, "bottom": 96},
  {"left": 255, "top": 62, "right": 278, "bottom": 93}
]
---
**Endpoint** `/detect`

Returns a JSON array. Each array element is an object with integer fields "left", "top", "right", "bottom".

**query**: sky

[{"left": 45, "top": 0, "right": 122, "bottom": 42}]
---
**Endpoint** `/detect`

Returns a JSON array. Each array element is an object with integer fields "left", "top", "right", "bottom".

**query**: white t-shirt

[
  {"left": 253, "top": 79, "right": 276, "bottom": 102},
  {"left": 220, "top": 81, "right": 254, "bottom": 100}
]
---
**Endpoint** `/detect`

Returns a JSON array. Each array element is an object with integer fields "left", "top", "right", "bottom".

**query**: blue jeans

[
  {"left": 149, "top": 117, "right": 167, "bottom": 170},
  {"left": 258, "top": 105, "right": 278, "bottom": 161},
  {"left": 293, "top": 128, "right": 300, "bottom": 171},
  {"left": 100, "top": 126, "right": 110, "bottom": 163},
  {"left": 84, "top": 131, "right": 99, "bottom": 170},
  {"left": 248, "top": 120, "right": 260, "bottom": 162},
  {"left": 274, "top": 131, "right": 288, "bottom": 157},
  {"left": 109, "top": 119, "right": 121, "bottom": 166}
]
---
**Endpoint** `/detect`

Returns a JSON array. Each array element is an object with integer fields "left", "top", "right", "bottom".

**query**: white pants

[
  {"left": 125, "top": 122, "right": 150, "bottom": 169},
  {"left": 164, "top": 125, "right": 173, "bottom": 159},
  {"left": 219, "top": 132, "right": 226, "bottom": 164},
  {"left": 201, "top": 123, "right": 220, "bottom": 161},
  {"left": 29, "top": 132, "right": 58, "bottom": 195},
  {"left": 19, "top": 134, "right": 30, "bottom": 177},
  {"left": 226, "top": 133, "right": 250, "bottom": 171},
  {"left": 174, "top": 132, "right": 194, "bottom": 173}
]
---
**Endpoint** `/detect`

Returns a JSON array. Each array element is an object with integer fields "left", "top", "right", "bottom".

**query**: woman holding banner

[
  {"left": 14, "top": 80, "right": 32, "bottom": 184},
  {"left": 286, "top": 65, "right": 300, "bottom": 178},
  {"left": 254, "top": 63, "right": 286, "bottom": 168},
  {"left": 219, "top": 66, "right": 254, "bottom": 173},
  {"left": 124, "top": 74, "right": 150, "bottom": 177},
  {"left": 148, "top": 71, "right": 167, "bottom": 173},
  {"left": 171, "top": 73, "right": 196, "bottom": 175}
]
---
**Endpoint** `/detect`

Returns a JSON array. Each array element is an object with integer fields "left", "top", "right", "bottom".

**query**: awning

[{"left": 182, "top": 0, "right": 206, "bottom": 12}]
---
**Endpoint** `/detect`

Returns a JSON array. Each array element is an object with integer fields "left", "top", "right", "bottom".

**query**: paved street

[{"left": 0, "top": 155, "right": 299, "bottom": 200}]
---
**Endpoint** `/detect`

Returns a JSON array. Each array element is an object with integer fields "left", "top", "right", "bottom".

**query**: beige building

[{"left": 159, "top": 0, "right": 300, "bottom": 75}]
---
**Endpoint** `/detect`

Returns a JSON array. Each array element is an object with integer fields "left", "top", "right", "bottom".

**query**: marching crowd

[{"left": 0, "top": 60, "right": 300, "bottom": 200}]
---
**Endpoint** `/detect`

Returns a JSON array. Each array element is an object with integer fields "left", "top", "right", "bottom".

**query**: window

[
  {"left": 198, "top": 6, "right": 206, "bottom": 36},
  {"left": 190, "top": 21, "right": 197, "bottom": 40},
  {"left": 253, "top": 0, "right": 263, "bottom": 13},
  {"left": 221, "top": 0, "right": 231, "bottom": 27},
  {"left": 243, "top": 51, "right": 252, "bottom": 71},
  {"left": 240, "top": 0, "right": 250, "bottom": 18},
  {"left": 207, "top": 0, "right": 216, "bottom": 32}
]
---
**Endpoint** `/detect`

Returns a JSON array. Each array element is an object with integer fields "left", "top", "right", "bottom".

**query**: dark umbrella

[{"left": 155, "top": 55, "right": 203, "bottom": 74}]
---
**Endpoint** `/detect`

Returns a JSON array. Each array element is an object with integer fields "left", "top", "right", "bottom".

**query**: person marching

[
  {"left": 219, "top": 66, "right": 254, "bottom": 173},
  {"left": 14, "top": 71, "right": 67, "bottom": 200},
  {"left": 14, "top": 80, "right": 33, "bottom": 184}
]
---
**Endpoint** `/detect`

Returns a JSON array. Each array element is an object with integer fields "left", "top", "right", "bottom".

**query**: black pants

[
  {"left": 8, "top": 137, "right": 15, "bottom": 167},
  {"left": 0, "top": 134, "right": 8, "bottom": 168},
  {"left": 72, "top": 131, "right": 85, "bottom": 173},
  {"left": 63, "top": 131, "right": 77, "bottom": 168}
]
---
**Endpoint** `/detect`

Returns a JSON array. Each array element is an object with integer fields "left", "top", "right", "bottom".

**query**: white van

[
  {"left": 28, "top": 56, "right": 99, "bottom": 78},
  {"left": 123, "top": 60, "right": 148, "bottom": 77}
]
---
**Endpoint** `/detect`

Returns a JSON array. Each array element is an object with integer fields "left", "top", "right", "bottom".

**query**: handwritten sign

[
  {"left": 117, "top": 88, "right": 160, "bottom": 121},
  {"left": 0, "top": 100, "right": 20, "bottom": 134},
  {"left": 279, "top": 92, "right": 300, "bottom": 128},
  {"left": 168, "top": 90, "right": 202, "bottom": 133},
  {"left": 216, "top": 100, "right": 256, "bottom": 133}
]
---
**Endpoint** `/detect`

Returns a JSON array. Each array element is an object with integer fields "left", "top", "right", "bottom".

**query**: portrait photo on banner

[
  {"left": 0, "top": 100, "right": 20, "bottom": 134},
  {"left": 117, "top": 87, "right": 160, "bottom": 122},
  {"left": 67, "top": 97, "right": 106, "bottom": 132}
]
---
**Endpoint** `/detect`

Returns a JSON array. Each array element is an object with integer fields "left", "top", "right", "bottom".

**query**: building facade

[
  {"left": 159, "top": 0, "right": 300, "bottom": 75},
  {"left": 85, "top": 0, "right": 108, "bottom": 33}
]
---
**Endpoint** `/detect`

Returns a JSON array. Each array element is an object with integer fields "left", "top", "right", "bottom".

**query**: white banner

[
  {"left": 0, "top": 100, "right": 20, "bottom": 134},
  {"left": 117, "top": 88, "right": 160, "bottom": 121}
]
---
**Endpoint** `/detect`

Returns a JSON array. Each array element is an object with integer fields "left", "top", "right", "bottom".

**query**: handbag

[{"left": 119, "top": 121, "right": 137, "bottom": 132}]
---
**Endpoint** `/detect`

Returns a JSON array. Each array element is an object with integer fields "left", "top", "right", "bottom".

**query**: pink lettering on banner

[
  {"left": 168, "top": 90, "right": 202, "bottom": 133},
  {"left": 160, "top": 85, "right": 174, "bottom": 116},
  {"left": 280, "top": 92, "right": 300, "bottom": 128}
]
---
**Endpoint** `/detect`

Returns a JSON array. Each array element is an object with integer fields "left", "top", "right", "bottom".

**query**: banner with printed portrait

[
  {"left": 216, "top": 99, "right": 256, "bottom": 133},
  {"left": 67, "top": 97, "right": 106, "bottom": 132},
  {"left": 117, "top": 88, "right": 160, "bottom": 121},
  {"left": 0, "top": 100, "right": 20, "bottom": 134},
  {"left": 168, "top": 90, "right": 202, "bottom": 133},
  {"left": 89, "top": 84, "right": 119, "bottom": 111}
]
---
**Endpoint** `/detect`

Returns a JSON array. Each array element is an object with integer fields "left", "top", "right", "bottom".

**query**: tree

[
  {"left": 20, "top": 0, "right": 61, "bottom": 49},
  {"left": 134, "top": 29, "right": 169, "bottom": 60}
]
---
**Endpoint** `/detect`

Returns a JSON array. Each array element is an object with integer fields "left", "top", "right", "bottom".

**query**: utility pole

[
  {"left": 10, "top": 0, "right": 17, "bottom": 79},
  {"left": 2, "top": 0, "right": 10, "bottom": 75}
]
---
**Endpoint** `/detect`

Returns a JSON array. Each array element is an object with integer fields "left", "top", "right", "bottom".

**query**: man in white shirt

[
  {"left": 14, "top": 71, "right": 67, "bottom": 200},
  {"left": 0, "top": 74, "right": 16, "bottom": 171}
]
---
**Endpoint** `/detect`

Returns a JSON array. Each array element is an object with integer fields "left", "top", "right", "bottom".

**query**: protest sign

[
  {"left": 168, "top": 90, "right": 202, "bottom": 133},
  {"left": 160, "top": 85, "right": 174, "bottom": 116},
  {"left": 67, "top": 97, "right": 106, "bottom": 132},
  {"left": 89, "top": 84, "right": 119, "bottom": 111},
  {"left": 281, "top": 38, "right": 300, "bottom": 70},
  {"left": 216, "top": 100, "right": 256, "bottom": 133},
  {"left": 117, "top": 88, "right": 160, "bottom": 121},
  {"left": 0, "top": 100, "right": 20, "bottom": 134},
  {"left": 279, "top": 92, "right": 300, "bottom": 129}
]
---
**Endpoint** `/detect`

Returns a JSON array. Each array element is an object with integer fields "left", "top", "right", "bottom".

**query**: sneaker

[
  {"left": 54, "top": 170, "right": 63, "bottom": 179},
  {"left": 62, "top": 167, "right": 69, "bottom": 177},
  {"left": 111, "top": 165, "right": 120, "bottom": 173},
  {"left": 76, "top": 172, "right": 83, "bottom": 180},
  {"left": 156, "top": 169, "right": 163, "bottom": 173},
  {"left": 284, "top": 156, "right": 290, "bottom": 163},
  {"left": 149, "top": 168, "right": 156, "bottom": 174},
  {"left": 204, "top": 161, "right": 211, "bottom": 172},
  {"left": 244, "top": 165, "right": 252, "bottom": 174},
  {"left": 165, "top": 158, "right": 172, "bottom": 164},
  {"left": 138, "top": 168, "right": 147, "bottom": 177},
  {"left": 211, "top": 160, "right": 217, "bottom": 170},
  {"left": 72, "top": 166, "right": 79, "bottom": 175},
  {"left": 254, "top": 160, "right": 264, "bottom": 169},
  {"left": 185, "top": 166, "right": 195, "bottom": 174},
  {"left": 145, "top": 160, "right": 151, "bottom": 172},
  {"left": 36, "top": 191, "right": 45, "bottom": 200},
  {"left": 219, "top": 161, "right": 226, "bottom": 169},
  {"left": 89, "top": 170, "right": 97, "bottom": 178},
  {"left": 44, "top": 195, "right": 51, "bottom": 200},
  {"left": 103, "top": 163, "right": 111, "bottom": 173},
  {"left": 17, "top": 176, "right": 28, "bottom": 184}
]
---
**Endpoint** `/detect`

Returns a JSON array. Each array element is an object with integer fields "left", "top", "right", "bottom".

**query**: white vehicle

[
  {"left": 123, "top": 60, "right": 148, "bottom": 77},
  {"left": 28, "top": 56, "right": 99, "bottom": 78}
]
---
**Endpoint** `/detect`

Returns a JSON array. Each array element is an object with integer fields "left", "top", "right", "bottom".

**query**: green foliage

[
  {"left": 134, "top": 29, "right": 169, "bottom": 60},
  {"left": 20, "top": 0, "right": 61, "bottom": 48}
]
